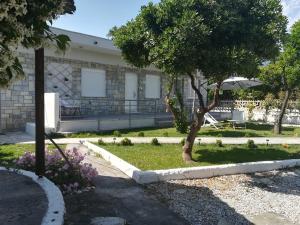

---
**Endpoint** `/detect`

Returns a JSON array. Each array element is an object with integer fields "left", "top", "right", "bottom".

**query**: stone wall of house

[
  {"left": 0, "top": 49, "right": 206, "bottom": 132},
  {"left": 0, "top": 52, "right": 35, "bottom": 132},
  {"left": 0, "top": 52, "right": 167, "bottom": 131}
]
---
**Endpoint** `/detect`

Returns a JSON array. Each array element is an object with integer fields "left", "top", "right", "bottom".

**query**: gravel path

[{"left": 147, "top": 168, "right": 300, "bottom": 225}]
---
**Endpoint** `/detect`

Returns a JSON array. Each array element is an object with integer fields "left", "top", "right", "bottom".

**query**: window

[
  {"left": 81, "top": 68, "right": 106, "bottom": 97},
  {"left": 145, "top": 75, "right": 161, "bottom": 98}
]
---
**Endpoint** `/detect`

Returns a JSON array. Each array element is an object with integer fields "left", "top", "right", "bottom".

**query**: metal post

[
  {"left": 154, "top": 100, "right": 157, "bottom": 119},
  {"left": 129, "top": 101, "right": 131, "bottom": 128},
  {"left": 35, "top": 48, "right": 45, "bottom": 176}
]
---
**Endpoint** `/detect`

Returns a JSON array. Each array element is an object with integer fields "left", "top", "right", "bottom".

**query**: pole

[{"left": 35, "top": 48, "right": 45, "bottom": 176}]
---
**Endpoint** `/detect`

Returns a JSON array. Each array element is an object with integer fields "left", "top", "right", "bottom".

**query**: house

[{"left": 0, "top": 28, "right": 207, "bottom": 133}]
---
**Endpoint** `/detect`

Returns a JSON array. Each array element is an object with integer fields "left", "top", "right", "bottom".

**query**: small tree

[
  {"left": 260, "top": 20, "right": 300, "bottom": 134},
  {"left": 0, "top": 0, "right": 76, "bottom": 86},
  {"left": 110, "top": 0, "right": 287, "bottom": 162}
]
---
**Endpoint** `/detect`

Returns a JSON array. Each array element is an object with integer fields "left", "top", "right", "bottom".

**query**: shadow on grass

[
  {"left": 245, "top": 168, "right": 300, "bottom": 196},
  {"left": 198, "top": 130, "right": 260, "bottom": 137},
  {"left": 194, "top": 147, "right": 300, "bottom": 164}
]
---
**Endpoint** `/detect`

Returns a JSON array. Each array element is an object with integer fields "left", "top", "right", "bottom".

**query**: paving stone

[
  {"left": 250, "top": 212, "right": 295, "bottom": 225},
  {"left": 91, "top": 217, "right": 126, "bottom": 225}
]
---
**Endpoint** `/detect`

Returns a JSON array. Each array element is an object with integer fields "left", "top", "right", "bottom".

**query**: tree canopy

[
  {"left": 260, "top": 20, "right": 300, "bottom": 134},
  {"left": 260, "top": 21, "right": 300, "bottom": 91},
  {"left": 110, "top": 0, "right": 287, "bottom": 82},
  {"left": 0, "top": 0, "right": 76, "bottom": 86}
]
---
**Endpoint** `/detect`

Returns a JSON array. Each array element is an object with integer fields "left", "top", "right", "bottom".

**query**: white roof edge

[{"left": 50, "top": 27, "right": 120, "bottom": 54}]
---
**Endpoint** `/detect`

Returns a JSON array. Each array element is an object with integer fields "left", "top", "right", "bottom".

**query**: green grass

[
  {"left": 0, "top": 144, "right": 63, "bottom": 167},
  {"left": 50, "top": 122, "right": 300, "bottom": 139},
  {"left": 99, "top": 143, "right": 300, "bottom": 170}
]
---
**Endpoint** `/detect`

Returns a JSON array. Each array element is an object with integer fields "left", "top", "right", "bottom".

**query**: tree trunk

[
  {"left": 182, "top": 111, "right": 205, "bottom": 162},
  {"left": 274, "top": 89, "right": 291, "bottom": 135}
]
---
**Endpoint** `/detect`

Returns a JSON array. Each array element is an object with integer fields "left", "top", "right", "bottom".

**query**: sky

[{"left": 53, "top": 0, "right": 300, "bottom": 38}]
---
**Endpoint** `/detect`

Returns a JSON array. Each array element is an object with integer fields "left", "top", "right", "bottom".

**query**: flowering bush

[{"left": 15, "top": 147, "right": 98, "bottom": 194}]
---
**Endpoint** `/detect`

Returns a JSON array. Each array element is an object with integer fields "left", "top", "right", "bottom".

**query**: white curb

[
  {"left": 0, "top": 167, "right": 65, "bottom": 225},
  {"left": 83, "top": 141, "right": 300, "bottom": 184}
]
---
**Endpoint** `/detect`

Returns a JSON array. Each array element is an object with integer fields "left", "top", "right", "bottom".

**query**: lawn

[
  {"left": 99, "top": 143, "right": 300, "bottom": 170},
  {"left": 53, "top": 122, "right": 300, "bottom": 138},
  {"left": 0, "top": 144, "right": 62, "bottom": 167}
]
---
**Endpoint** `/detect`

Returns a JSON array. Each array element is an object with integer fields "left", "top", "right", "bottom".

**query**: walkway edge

[
  {"left": 83, "top": 141, "right": 300, "bottom": 184},
  {"left": 0, "top": 167, "right": 65, "bottom": 225}
]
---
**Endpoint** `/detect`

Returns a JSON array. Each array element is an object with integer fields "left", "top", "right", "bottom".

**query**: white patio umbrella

[{"left": 208, "top": 76, "right": 262, "bottom": 90}]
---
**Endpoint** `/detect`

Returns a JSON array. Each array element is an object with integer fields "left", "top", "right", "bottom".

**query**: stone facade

[
  {"left": 0, "top": 52, "right": 35, "bottom": 131},
  {"left": 0, "top": 50, "right": 206, "bottom": 132}
]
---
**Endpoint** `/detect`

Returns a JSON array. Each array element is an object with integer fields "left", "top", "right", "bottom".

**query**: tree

[
  {"left": 1, "top": 0, "right": 75, "bottom": 175},
  {"left": 260, "top": 20, "right": 300, "bottom": 134},
  {"left": 110, "top": 0, "right": 287, "bottom": 162},
  {"left": 0, "top": 0, "right": 75, "bottom": 86}
]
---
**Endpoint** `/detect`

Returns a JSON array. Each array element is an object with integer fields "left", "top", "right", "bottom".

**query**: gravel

[{"left": 147, "top": 168, "right": 300, "bottom": 225}]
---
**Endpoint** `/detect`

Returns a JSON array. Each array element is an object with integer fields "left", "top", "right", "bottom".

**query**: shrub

[
  {"left": 244, "top": 132, "right": 252, "bottom": 137},
  {"left": 247, "top": 139, "right": 257, "bottom": 148},
  {"left": 282, "top": 143, "right": 289, "bottom": 149},
  {"left": 137, "top": 132, "right": 145, "bottom": 137},
  {"left": 216, "top": 139, "right": 223, "bottom": 147},
  {"left": 113, "top": 130, "right": 122, "bottom": 137},
  {"left": 15, "top": 148, "right": 98, "bottom": 194},
  {"left": 163, "top": 132, "right": 169, "bottom": 137},
  {"left": 120, "top": 138, "right": 133, "bottom": 146},
  {"left": 98, "top": 139, "right": 106, "bottom": 145},
  {"left": 151, "top": 138, "right": 160, "bottom": 146},
  {"left": 216, "top": 133, "right": 223, "bottom": 137},
  {"left": 180, "top": 138, "right": 186, "bottom": 146}
]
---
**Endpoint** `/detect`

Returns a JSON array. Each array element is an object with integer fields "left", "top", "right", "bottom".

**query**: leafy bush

[
  {"left": 244, "top": 132, "right": 252, "bottom": 137},
  {"left": 163, "top": 132, "right": 169, "bottom": 137},
  {"left": 137, "top": 132, "right": 145, "bottom": 137},
  {"left": 120, "top": 138, "right": 133, "bottom": 146},
  {"left": 247, "top": 139, "right": 257, "bottom": 148},
  {"left": 282, "top": 143, "right": 289, "bottom": 149},
  {"left": 151, "top": 138, "right": 160, "bottom": 146},
  {"left": 113, "top": 130, "right": 122, "bottom": 137},
  {"left": 180, "top": 138, "right": 186, "bottom": 146},
  {"left": 15, "top": 148, "right": 98, "bottom": 194},
  {"left": 216, "top": 139, "right": 223, "bottom": 147},
  {"left": 98, "top": 139, "right": 106, "bottom": 145},
  {"left": 216, "top": 133, "right": 223, "bottom": 137}
]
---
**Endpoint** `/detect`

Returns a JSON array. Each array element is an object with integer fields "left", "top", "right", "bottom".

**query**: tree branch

[
  {"left": 206, "top": 81, "right": 222, "bottom": 112},
  {"left": 188, "top": 73, "right": 205, "bottom": 109}
]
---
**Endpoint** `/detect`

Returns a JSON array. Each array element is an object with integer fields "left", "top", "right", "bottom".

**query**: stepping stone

[
  {"left": 91, "top": 217, "right": 127, "bottom": 225},
  {"left": 250, "top": 212, "right": 294, "bottom": 225}
]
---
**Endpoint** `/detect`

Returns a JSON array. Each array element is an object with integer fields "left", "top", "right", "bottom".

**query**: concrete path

[
  {"left": 2, "top": 131, "right": 300, "bottom": 145},
  {"left": 0, "top": 170, "right": 48, "bottom": 225},
  {"left": 64, "top": 144, "right": 189, "bottom": 225}
]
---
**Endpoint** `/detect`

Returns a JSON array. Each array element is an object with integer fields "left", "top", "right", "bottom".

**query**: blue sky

[{"left": 53, "top": 0, "right": 300, "bottom": 38}]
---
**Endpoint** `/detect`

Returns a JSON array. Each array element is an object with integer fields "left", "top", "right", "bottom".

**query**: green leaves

[
  {"left": 260, "top": 19, "right": 300, "bottom": 90},
  {"left": 111, "top": 0, "right": 287, "bottom": 80},
  {"left": 0, "top": 0, "right": 76, "bottom": 86}
]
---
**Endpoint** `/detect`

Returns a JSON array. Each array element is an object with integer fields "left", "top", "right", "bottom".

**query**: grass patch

[
  {"left": 0, "top": 144, "right": 64, "bottom": 167},
  {"left": 100, "top": 143, "right": 300, "bottom": 170},
  {"left": 51, "top": 122, "right": 300, "bottom": 138}
]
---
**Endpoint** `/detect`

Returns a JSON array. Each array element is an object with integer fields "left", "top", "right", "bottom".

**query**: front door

[{"left": 125, "top": 73, "right": 138, "bottom": 113}]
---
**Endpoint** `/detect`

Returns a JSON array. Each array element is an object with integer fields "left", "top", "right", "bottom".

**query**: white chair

[
  {"left": 203, "top": 113, "right": 220, "bottom": 129},
  {"left": 231, "top": 110, "right": 246, "bottom": 129}
]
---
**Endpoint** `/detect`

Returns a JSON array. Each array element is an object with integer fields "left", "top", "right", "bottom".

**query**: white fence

[{"left": 214, "top": 100, "right": 300, "bottom": 125}]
